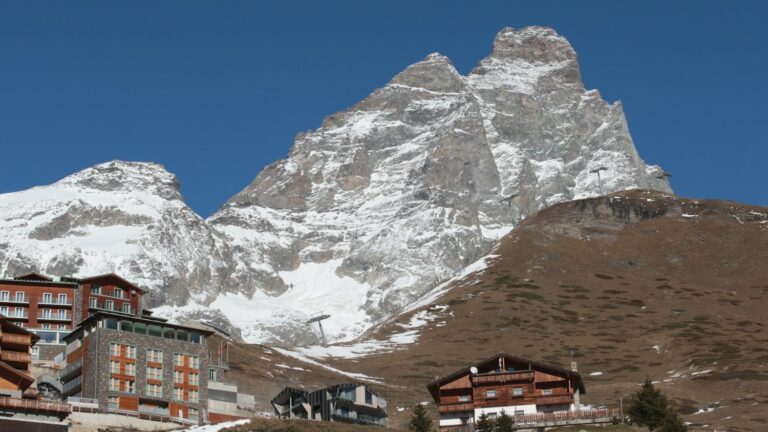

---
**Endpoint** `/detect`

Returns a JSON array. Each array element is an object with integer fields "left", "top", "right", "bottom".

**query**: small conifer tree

[
  {"left": 475, "top": 412, "right": 494, "bottom": 432},
  {"left": 408, "top": 403, "right": 433, "bottom": 432},
  {"left": 628, "top": 378, "right": 687, "bottom": 431},
  {"left": 496, "top": 410, "right": 514, "bottom": 432}
]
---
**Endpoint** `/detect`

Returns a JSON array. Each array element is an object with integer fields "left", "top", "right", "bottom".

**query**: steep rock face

[
  {"left": 207, "top": 26, "right": 670, "bottom": 344},
  {"left": 0, "top": 27, "right": 671, "bottom": 345}
]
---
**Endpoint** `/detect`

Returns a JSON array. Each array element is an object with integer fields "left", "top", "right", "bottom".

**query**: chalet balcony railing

[
  {"left": 438, "top": 402, "right": 474, "bottom": 414},
  {"left": 0, "top": 350, "right": 31, "bottom": 363},
  {"left": 1, "top": 333, "right": 31, "bottom": 345},
  {"left": 514, "top": 408, "right": 621, "bottom": 425},
  {"left": 472, "top": 370, "right": 534, "bottom": 384},
  {"left": 0, "top": 396, "right": 71, "bottom": 415},
  {"left": 535, "top": 394, "right": 573, "bottom": 406}
]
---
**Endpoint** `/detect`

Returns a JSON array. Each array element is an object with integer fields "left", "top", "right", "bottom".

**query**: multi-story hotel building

[
  {"left": 0, "top": 272, "right": 145, "bottom": 360},
  {"left": 61, "top": 310, "right": 213, "bottom": 425}
]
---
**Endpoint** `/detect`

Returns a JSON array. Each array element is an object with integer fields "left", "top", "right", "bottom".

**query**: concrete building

[
  {"left": 61, "top": 310, "right": 213, "bottom": 426},
  {"left": 272, "top": 383, "right": 387, "bottom": 426}
]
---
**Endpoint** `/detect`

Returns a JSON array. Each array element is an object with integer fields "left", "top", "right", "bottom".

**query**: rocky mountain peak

[
  {"left": 59, "top": 161, "right": 183, "bottom": 201},
  {"left": 389, "top": 52, "right": 464, "bottom": 92}
]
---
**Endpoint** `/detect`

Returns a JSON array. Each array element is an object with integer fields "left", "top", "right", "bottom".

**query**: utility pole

[{"left": 589, "top": 167, "right": 608, "bottom": 196}]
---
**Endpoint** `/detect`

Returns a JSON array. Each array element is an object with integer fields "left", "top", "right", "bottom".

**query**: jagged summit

[
  {"left": 58, "top": 161, "right": 182, "bottom": 201},
  {"left": 1, "top": 27, "right": 671, "bottom": 345}
]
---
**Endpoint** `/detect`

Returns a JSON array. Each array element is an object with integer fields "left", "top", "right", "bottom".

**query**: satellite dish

[{"left": 470, "top": 366, "right": 479, "bottom": 375}]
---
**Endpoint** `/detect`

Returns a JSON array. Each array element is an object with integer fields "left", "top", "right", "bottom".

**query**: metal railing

[
  {"left": 62, "top": 375, "right": 82, "bottom": 396},
  {"left": 37, "top": 313, "right": 70, "bottom": 321},
  {"left": 68, "top": 397, "right": 99, "bottom": 407},
  {"left": 1, "top": 311, "right": 29, "bottom": 319},
  {"left": 38, "top": 299, "right": 73, "bottom": 306},
  {"left": 70, "top": 405, "right": 197, "bottom": 426},
  {"left": 0, "top": 296, "right": 29, "bottom": 304},
  {"left": 59, "top": 358, "right": 83, "bottom": 382}
]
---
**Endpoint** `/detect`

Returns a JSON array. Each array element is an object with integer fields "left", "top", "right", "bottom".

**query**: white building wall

[
  {"left": 474, "top": 404, "right": 537, "bottom": 419},
  {"left": 439, "top": 412, "right": 473, "bottom": 427}
]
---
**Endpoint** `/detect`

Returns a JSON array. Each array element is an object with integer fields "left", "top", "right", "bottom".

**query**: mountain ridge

[{"left": 0, "top": 26, "right": 670, "bottom": 345}]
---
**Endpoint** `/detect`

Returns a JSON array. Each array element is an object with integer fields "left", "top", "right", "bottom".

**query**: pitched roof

[
  {"left": 426, "top": 352, "right": 586, "bottom": 401},
  {"left": 77, "top": 273, "right": 147, "bottom": 293},
  {"left": 0, "top": 360, "right": 35, "bottom": 391},
  {"left": 13, "top": 272, "right": 52, "bottom": 282},
  {"left": 0, "top": 317, "right": 39, "bottom": 343}
]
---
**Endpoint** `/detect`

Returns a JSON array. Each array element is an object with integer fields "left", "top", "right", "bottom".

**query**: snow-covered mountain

[{"left": 0, "top": 27, "right": 670, "bottom": 345}]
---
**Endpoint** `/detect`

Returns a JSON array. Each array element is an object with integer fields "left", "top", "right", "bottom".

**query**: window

[
  {"left": 125, "top": 363, "right": 136, "bottom": 376},
  {"left": 0, "top": 291, "right": 9, "bottom": 301},
  {"left": 189, "top": 355, "right": 199, "bottom": 369},
  {"left": 173, "top": 387, "right": 184, "bottom": 401},
  {"left": 513, "top": 387, "right": 524, "bottom": 397},
  {"left": 110, "top": 360, "right": 120, "bottom": 374},
  {"left": 174, "top": 370, "right": 184, "bottom": 384},
  {"left": 125, "top": 379, "right": 135, "bottom": 393},
  {"left": 31, "top": 346, "right": 40, "bottom": 360},
  {"left": 458, "top": 395, "right": 471, "bottom": 402},
  {"left": 163, "top": 328, "right": 175, "bottom": 339},
  {"left": 91, "top": 283, "right": 101, "bottom": 294},
  {"left": 209, "top": 368, "right": 217, "bottom": 381},
  {"left": 119, "top": 321, "right": 133, "bottom": 332},
  {"left": 189, "top": 389, "right": 199, "bottom": 403},
  {"left": 122, "top": 303, "right": 132, "bottom": 314},
  {"left": 189, "top": 407, "right": 199, "bottom": 422},
  {"left": 41, "top": 323, "right": 51, "bottom": 330},
  {"left": 146, "top": 383, "right": 162, "bottom": 397},
  {"left": 514, "top": 410, "right": 525, "bottom": 416},
  {"left": 58, "top": 309, "right": 67, "bottom": 319},
  {"left": 486, "top": 390, "right": 497, "bottom": 399},
  {"left": 108, "top": 396, "right": 119, "bottom": 409},
  {"left": 0, "top": 306, "right": 7, "bottom": 316},
  {"left": 174, "top": 353, "right": 184, "bottom": 367},
  {"left": 125, "top": 345, "right": 136, "bottom": 359},
  {"left": 109, "top": 377, "right": 120, "bottom": 391},
  {"left": 41, "top": 308, "right": 51, "bottom": 318},
  {"left": 89, "top": 297, "right": 97, "bottom": 308},
  {"left": 42, "top": 293, "right": 52, "bottom": 303},
  {"left": 176, "top": 330, "right": 188, "bottom": 341},
  {"left": 148, "top": 325, "right": 162, "bottom": 337},
  {"left": 147, "top": 366, "right": 163, "bottom": 381},
  {"left": 110, "top": 343, "right": 121, "bottom": 356},
  {"left": 133, "top": 322, "right": 146, "bottom": 334},
  {"left": 365, "top": 387, "right": 373, "bottom": 405},
  {"left": 105, "top": 318, "right": 118, "bottom": 329},
  {"left": 105, "top": 300, "right": 114, "bottom": 310},
  {"left": 542, "top": 388, "right": 553, "bottom": 396},
  {"left": 189, "top": 372, "right": 199, "bottom": 386},
  {"left": 114, "top": 288, "right": 123, "bottom": 299},
  {"left": 15, "top": 292, "right": 24, "bottom": 302},
  {"left": 190, "top": 332, "right": 201, "bottom": 344},
  {"left": 147, "top": 349, "right": 163, "bottom": 363},
  {"left": 57, "top": 324, "right": 67, "bottom": 330},
  {"left": 58, "top": 293, "right": 67, "bottom": 304}
]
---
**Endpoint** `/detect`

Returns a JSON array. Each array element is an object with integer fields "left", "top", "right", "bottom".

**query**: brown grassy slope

[{"left": 320, "top": 190, "right": 768, "bottom": 431}]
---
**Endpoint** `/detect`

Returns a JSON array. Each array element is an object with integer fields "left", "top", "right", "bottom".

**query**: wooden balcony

[
  {"left": 472, "top": 370, "right": 534, "bottom": 384},
  {"left": 536, "top": 394, "right": 573, "bottom": 406},
  {"left": 438, "top": 402, "right": 474, "bottom": 414},
  {"left": 1, "top": 333, "right": 31, "bottom": 346},
  {"left": 0, "top": 396, "right": 71, "bottom": 418},
  {"left": 1, "top": 350, "right": 32, "bottom": 363}
]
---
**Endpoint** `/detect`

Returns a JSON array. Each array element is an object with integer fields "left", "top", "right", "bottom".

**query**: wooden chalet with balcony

[{"left": 427, "top": 353, "right": 618, "bottom": 431}]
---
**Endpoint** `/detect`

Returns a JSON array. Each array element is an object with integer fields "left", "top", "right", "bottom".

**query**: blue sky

[{"left": 1, "top": 1, "right": 766, "bottom": 216}]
